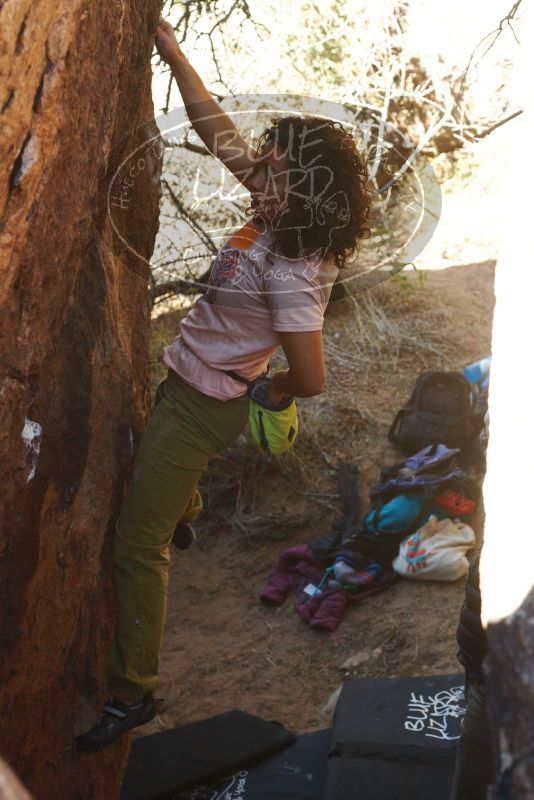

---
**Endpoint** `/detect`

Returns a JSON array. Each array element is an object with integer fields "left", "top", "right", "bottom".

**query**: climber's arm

[
  {"left": 268, "top": 331, "right": 327, "bottom": 401},
  {"left": 154, "top": 18, "right": 257, "bottom": 189},
  {"left": 170, "top": 56, "right": 255, "bottom": 183}
]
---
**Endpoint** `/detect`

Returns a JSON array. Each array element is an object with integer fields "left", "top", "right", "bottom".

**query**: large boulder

[
  {"left": 479, "top": 8, "right": 534, "bottom": 795},
  {"left": 0, "top": 1, "right": 163, "bottom": 798}
]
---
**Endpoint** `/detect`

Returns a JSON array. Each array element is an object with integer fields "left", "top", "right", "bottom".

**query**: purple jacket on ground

[
  {"left": 295, "top": 589, "right": 348, "bottom": 631},
  {"left": 260, "top": 543, "right": 396, "bottom": 632},
  {"left": 260, "top": 543, "right": 323, "bottom": 606}
]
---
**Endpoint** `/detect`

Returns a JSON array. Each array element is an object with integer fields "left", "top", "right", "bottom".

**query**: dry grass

[
  {"left": 149, "top": 272, "right": 461, "bottom": 540},
  {"left": 325, "top": 278, "right": 456, "bottom": 373}
]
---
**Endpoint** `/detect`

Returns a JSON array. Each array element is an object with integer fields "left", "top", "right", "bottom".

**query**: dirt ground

[{"left": 137, "top": 258, "right": 495, "bottom": 739}]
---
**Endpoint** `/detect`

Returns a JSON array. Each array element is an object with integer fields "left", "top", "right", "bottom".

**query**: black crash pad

[
  {"left": 332, "top": 673, "right": 465, "bottom": 763},
  {"left": 327, "top": 757, "right": 456, "bottom": 800},
  {"left": 326, "top": 674, "right": 466, "bottom": 800},
  {"left": 175, "top": 729, "right": 332, "bottom": 800},
  {"left": 120, "top": 710, "right": 295, "bottom": 800}
]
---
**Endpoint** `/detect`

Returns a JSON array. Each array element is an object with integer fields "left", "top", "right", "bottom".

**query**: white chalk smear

[{"left": 21, "top": 418, "right": 42, "bottom": 482}]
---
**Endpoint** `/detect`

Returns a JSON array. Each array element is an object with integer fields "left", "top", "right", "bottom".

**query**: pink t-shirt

[{"left": 163, "top": 220, "right": 339, "bottom": 400}]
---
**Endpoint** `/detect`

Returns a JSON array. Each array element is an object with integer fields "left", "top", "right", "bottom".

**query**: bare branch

[
  {"left": 152, "top": 273, "right": 210, "bottom": 301},
  {"left": 162, "top": 178, "right": 219, "bottom": 255},
  {"left": 180, "top": 139, "right": 211, "bottom": 156},
  {"left": 473, "top": 108, "right": 523, "bottom": 140},
  {"left": 452, "top": 0, "right": 523, "bottom": 115}
]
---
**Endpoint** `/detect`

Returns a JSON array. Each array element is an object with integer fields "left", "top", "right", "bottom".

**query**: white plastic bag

[{"left": 392, "top": 516, "right": 475, "bottom": 581}]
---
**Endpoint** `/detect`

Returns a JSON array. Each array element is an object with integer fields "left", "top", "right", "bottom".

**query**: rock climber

[{"left": 76, "top": 15, "right": 371, "bottom": 751}]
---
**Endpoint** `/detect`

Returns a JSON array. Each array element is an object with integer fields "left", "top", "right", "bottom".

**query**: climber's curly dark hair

[{"left": 249, "top": 116, "right": 372, "bottom": 269}]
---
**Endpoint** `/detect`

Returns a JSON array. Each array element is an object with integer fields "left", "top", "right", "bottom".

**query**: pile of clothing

[
  {"left": 261, "top": 463, "right": 397, "bottom": 631},
  {"left": 260, "top": 360, "right": 490, "bottom": 632},
  {"left": 260, "top": 449, "right": 479, "bottom": 630}
]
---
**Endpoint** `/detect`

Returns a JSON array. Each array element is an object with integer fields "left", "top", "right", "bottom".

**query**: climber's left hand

[
  {"left": 154, "top": 17, "right": 183, "bottom": 66},
  {"left": 249, "top": 377, "right": 293, "bottom": 411}
]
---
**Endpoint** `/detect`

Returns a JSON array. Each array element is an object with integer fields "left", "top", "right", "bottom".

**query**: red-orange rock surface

[{"left": 0, "top": 2, "right": 163, "bottom": 797}]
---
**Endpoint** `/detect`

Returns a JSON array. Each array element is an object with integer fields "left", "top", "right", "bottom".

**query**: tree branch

[
  {"left": 452, "top": 0, "right": 523, "bottom": 115},
  {"left": 474, "top": 109, "right": 523, "bottom": 140},
  {"left": 162, "top": 179, "right": 219, "bottom": 255}
]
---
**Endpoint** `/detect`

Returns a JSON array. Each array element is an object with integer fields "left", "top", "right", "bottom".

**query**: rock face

[
  {"left": 0, "top": 2, "right": 163, "bottom": 798},
  {"left": 479, "top": 19, "right": 534, "bottom": 796},
  {"left": 487, "top": 590, "right": 534, "bottom": 797}
]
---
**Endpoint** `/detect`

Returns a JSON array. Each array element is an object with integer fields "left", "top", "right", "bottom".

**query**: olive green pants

[{"left": 107, "top": 367, "right": 249, "bottom": 702}]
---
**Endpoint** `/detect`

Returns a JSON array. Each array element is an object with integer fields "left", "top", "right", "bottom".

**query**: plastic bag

[{"left": 392, "top": 516, "right": 475, "bottom": 581}]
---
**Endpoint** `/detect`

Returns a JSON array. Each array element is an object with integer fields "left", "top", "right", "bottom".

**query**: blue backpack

[{"left": 364, "top": 444, "right": 479, "bottom": 539}]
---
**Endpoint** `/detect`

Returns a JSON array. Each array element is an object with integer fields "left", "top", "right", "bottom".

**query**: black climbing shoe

[
  {"left": 171, "top": 522, "right": 197, "bottom": 550},
  {"left": 76, "top": 694, "right": 161, "bottom": 753}
]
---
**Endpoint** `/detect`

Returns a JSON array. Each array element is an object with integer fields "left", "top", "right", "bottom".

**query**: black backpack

[{"left": 388, "top": 371, "right": 478, "bottom": 455}]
